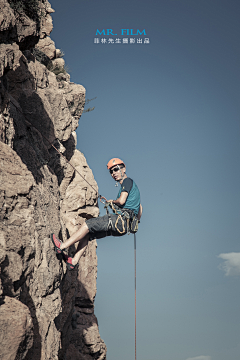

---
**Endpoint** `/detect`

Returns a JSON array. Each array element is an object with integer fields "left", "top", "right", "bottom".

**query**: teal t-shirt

[{"left": 117, "top": 177, "right": 140, "bottom": 216}]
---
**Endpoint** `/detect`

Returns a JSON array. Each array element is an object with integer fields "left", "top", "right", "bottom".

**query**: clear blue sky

[{"left": 49, "top": 1, "right": 240, "bottom": 359}]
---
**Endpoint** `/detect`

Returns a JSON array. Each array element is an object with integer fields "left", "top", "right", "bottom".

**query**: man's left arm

[
  {"left": 107, "top": 178, "right": 132, "bottom": 206},
  {"left": 112, "top": 191, "right": 128, "bottom": 206},
  {"left": 107, "top": 191, "right": 128, "bottom": 206}
]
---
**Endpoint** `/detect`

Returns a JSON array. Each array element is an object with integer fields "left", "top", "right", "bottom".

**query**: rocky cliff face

[{"left": 0, "top": 1, "right": 107, "bottom": 359}]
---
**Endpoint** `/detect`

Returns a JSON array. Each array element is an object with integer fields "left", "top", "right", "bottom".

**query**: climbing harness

[
  {"left": 5, "top": 91, "right": 100, "bottom": 197},
  {"left": 100, "top": 196, "right": 139, "bottom": 235}
]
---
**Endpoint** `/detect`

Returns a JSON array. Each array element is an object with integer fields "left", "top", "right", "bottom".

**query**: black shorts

[{"left": 85, "top": 214, "right": 128, "bottom": 240}]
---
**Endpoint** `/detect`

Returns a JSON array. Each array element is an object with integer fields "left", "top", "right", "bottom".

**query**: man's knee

[{"left": 83, "top": 222, "right": 89, "bottom": 231}]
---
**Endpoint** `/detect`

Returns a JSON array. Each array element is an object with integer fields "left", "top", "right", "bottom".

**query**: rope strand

[{"left": 134, "top": 233, "right": 137, "bottom": 360}]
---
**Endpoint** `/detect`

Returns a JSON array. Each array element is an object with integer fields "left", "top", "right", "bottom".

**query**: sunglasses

[{"left": 109, "top": 166, "right": 123, "bottom": 174}]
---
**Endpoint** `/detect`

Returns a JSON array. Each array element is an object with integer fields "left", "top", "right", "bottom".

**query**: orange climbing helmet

[{"left": 107, "top": 158, "right": 125, "bottom": 170}]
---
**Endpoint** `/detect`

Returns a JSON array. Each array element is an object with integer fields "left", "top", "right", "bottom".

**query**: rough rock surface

[
  {"left": 0, "top": 296, "right": 33, "bottom": 360},
  {"left": 0, "top": 1, "right": 106, "bottom": 359}
]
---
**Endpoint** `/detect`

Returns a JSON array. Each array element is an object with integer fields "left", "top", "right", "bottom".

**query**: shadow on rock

[
  {"left": 0, "top": 53, "right": 75, "bottom": 185},
  {"left": 54, "top": 260, "right": 107, "bottom": 360},
  {"left": 0, "top": 262, "right": 41, "bottom": 360}
]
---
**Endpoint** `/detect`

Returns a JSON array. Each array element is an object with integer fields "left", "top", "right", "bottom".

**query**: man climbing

[{"left": 51, "top": 158, "right": 142, "bottom": 270}]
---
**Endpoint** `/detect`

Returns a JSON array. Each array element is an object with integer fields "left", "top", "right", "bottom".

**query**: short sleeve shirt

[{"left": 117, "top": 177, "right": 140, "bottom": 216}]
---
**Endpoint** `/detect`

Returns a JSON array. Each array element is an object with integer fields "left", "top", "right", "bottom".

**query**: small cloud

[
  {"left": 218, "top": 252, "right": 240, "bottom": 276},
  {"left": 186, "top": 356, "right": 211, "bottom": 360}
]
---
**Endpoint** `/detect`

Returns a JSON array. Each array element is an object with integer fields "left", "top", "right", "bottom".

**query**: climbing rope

[
  {"left": 100, "top": 195, "right": 137, "bottom": 359},
  {"left": 134, "top": 232, "right": 137, "bottom": 360},
  {"left": 5, "top": 91, "right": 99, "bottom": 197}
]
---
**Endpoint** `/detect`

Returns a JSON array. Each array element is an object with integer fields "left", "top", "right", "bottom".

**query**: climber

[{"left": 51, "top": 158, "right": 142, "bottom": 270}]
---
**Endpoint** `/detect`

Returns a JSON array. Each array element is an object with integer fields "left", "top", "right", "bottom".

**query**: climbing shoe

[
  {"left": 63, "top": 253, "right": 78, "bottom": 271},
  {"left": 51, "top": 233, "right": 63, "bottom": 254}
]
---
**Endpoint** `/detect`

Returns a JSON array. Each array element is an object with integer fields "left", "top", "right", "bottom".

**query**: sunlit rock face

[{"left": 0, "top": 1, "right": 106, "bottom": 359}]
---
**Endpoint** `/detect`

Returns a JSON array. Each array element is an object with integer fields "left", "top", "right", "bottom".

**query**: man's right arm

[{"left": 137, "top": 204, "right": 143, "bottom": 220}]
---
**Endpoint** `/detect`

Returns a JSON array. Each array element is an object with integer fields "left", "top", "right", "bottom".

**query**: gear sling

[{"left": 103, "top": 199, "right": 139, "bottom": 234}]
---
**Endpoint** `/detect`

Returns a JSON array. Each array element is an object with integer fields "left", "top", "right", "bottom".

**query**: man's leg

[
  {"left": 60, "top": 222, "right": 89, "bottom": 251},
  {"left": 71, "top": 234, "right": 89, "bottom": 265},
  {"left": 52, "top": 216, "right": 111, "bottom": 269}
]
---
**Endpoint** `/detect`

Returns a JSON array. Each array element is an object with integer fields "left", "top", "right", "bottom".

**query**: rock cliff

[{"left": 0, "top": 1, "right": 107, "bottom": 359}]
